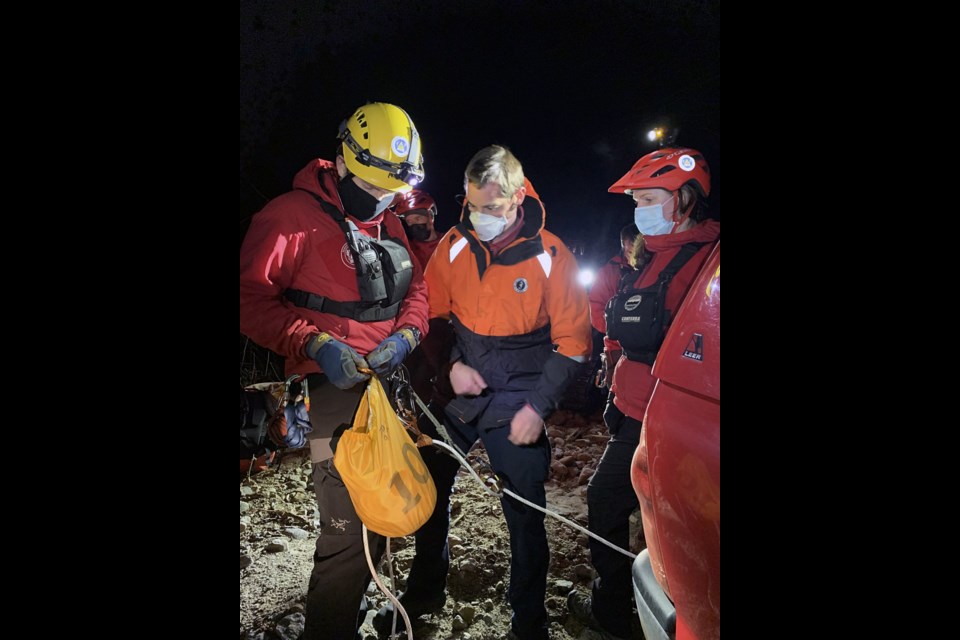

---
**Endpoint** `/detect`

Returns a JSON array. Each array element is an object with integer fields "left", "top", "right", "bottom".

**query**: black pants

[
  {"left": 301, "top": 395, "right": 460, "bottom": 639},
  {"left": 586, "top": 396, "right": 641, "bottom": 638},
  {"left": 398, "top": 405, "right": 461, "bottom": 599},
  {"left": 302, "top": 458, "right": 385, "bottom": 640},
  {"left": 405, "top": 398, "right": 552, "bottom": 638}
]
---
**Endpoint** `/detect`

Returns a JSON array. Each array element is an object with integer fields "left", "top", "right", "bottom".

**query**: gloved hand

[
  {"left": 268, "top": 401, "right": 312, "bottom": 448},
  {"left": 366, "top": 328, "right": 419, "bottom": 376},
  {"left": 306, "top": 333, "right": 371, "bottom": 389}
]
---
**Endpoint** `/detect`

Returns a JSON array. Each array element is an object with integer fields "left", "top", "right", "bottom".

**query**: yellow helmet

[{"left": 338, "top": 102, "right": 424, "bottom": 193}]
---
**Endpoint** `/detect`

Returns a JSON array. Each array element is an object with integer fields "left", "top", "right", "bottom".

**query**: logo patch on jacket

[
  {"left": 513, "top": 277, "right": 528, "bottom": 293},
  {"left": 340, "top": 243, "right": 355, "bottom": 269}
]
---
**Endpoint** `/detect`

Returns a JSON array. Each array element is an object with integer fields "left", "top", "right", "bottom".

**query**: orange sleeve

[{"left": 543, "top": 236, "right": 592, "bottom": 361}]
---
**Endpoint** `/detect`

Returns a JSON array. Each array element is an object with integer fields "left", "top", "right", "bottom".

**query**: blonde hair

[{"left": 464, "top": 145, "right": 525, "bottom": 197}]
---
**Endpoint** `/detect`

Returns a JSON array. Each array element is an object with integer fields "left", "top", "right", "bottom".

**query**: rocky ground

[{"left": 240, "top": 409, "right": 645, "bottom": 640}]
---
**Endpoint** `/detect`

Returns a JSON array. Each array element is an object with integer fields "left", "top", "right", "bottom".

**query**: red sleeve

[
  {"left": 589, "top": 260, "right": 620, "bottom": 334},
  {"left": 239, "top": 195, "right": 321, "bottom": 361}
]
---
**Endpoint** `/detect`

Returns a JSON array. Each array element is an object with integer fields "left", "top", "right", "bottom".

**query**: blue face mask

[
  {"left": 633, "top": 196, "right": 676, "bottom": 236},
  {"left": 470, "top": 211, "right": 507, "bottom": 241}
]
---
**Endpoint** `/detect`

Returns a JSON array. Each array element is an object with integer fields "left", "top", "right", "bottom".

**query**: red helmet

[
  {"left": 393, "top": 189, "right": 437, "bottom": 219},
  {"left": 608, "top": 147, "right": 711, "bottom": 197}
]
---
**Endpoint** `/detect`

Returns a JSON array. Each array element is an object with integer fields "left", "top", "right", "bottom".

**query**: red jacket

[
  {"left": 611, "top": 220, "right": 720, "bottom": 421},
  {"left": 410, "top": 236, "right": 442, "bottom": 271},
  {"left": 239, "top": 159, "right": 429, "bottom": 378}
]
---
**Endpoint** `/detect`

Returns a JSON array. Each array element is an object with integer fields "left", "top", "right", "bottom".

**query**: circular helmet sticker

[
  {"left": 624, "top": 294, "right": 643, "bottom": 311},
  {"left": 513, "top": 278, "right": 528, "bottom": 293},
  {"left": 340, "top": 243, "right": 355, "bottom": 269},
  {"left": 391, "top": 136, "right": 410, "bottom": 156},
  {"left": 678, "top": 154, "right": 696, "bottom": 172}
]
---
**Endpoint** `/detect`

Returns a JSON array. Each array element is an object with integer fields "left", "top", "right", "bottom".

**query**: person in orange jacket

[
  {"left": 239, "top": 102, "right": 431, "bottom": 640},
  {"left": 588, "top": 222, "right": 639, "bottom": 389},
  {"left": 568, "top": 147, "right": 721, "bottom": 640},
  {"left": 374, "top": 145, "right": 592, "bottom": 640},
  {"left": 393, "top": 188, "right": 443, "bottom": 270}
]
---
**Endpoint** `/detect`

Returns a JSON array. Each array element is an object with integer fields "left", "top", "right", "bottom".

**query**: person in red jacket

[
  {"left": 374, "top": 145, "right": 592, "bottom": 640},
  {"left": 393, "top": 188, "right": 443, "bottom": 270},
  {"left": 588, "top": 222, "right": 639, "bottom": 389},
  {"left": 568, "top": 147, "right": 721, "bottom": 640},
  {"left": 239, "top": 102, "right": 430, "bottom": 640}
]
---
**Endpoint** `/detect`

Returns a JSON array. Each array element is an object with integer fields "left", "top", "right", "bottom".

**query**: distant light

[
  {"left": 578, "top": 268, "right": 595, "bottom": 287},
  {"left": 647, "top": 130, "right": 658, "bottom": 141}
]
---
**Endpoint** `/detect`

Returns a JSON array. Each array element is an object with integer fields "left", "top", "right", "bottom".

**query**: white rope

[
  {"left": 414, "top": 392, "right": 636, "bottom": 560},
  {"left": 429, "top": 439, "right": 636, "bottom": 560},
  {"left": 362, "top": 524, "right": 413, "bottom": 640}
]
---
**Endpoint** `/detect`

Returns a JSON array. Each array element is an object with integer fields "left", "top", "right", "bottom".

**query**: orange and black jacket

[{"left": 423, "top": 179, "right": 591, "bottom": 421}]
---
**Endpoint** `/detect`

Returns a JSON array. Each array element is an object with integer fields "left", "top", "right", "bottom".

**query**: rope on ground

[
  {"left": 362, "top": 523, "right": 413, "bottom": 640},
  {"left": 413, "top": 392, "right": 636, "bottom": 560}
]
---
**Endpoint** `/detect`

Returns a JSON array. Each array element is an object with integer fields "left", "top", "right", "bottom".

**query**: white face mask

[
  {"left": 470, "top": 211, "right": 507, "bottom": 241},
  {"left": 633, "top": 194, "right": 676, "bottom": 236}
]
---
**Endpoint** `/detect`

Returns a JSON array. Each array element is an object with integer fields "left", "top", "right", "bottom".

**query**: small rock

[
  {"left": 481, "top": 613, "right": 494, "bottom": 624},
  {"left": 448, "top": 534, "right": 464, "bottom": 546},
  {"left": 554, "top": 579, "right": 574, "bottom": 594},
  {"left": 451, "top": 544, "right": 467, "bottom": 556},
  {"left": 240, "top": 554, "right": 253, "bottom": 570},
  {"left": 451, "top": 614, "right": 467, "bottom": 630},
  {"left": 240, "top": 501, "right": 251, "bottom": 514},
  {"left": 458, "top": 604, "right": 476, "bottom": 623},
  {"left": 577, "top": 468, "right": 595, "bottom": 485},
  {"left": 274, "top": 612, "right": 304, "bottom": 640},
  {"left": 240, "top": 486, "right": 255, "bottom": 496},
  {"left": 573, "top": 563, "right": 595, "bottom": 580},
  {"left": 284, "top": 527, "right": 310, "bottom": 540},
  {"left": 482, "top": 599, "right": 494, "bottom": 612},
  {"left": 265, "top": 539, "right": 288, "bottom": 553}
]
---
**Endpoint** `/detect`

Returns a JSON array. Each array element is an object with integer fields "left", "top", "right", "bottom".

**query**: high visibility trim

[
  {"left": 537, "top": 252, "right": 552, "bottom": 278},
  {"left": 450, "top": 237, "right": 468, "bottom": 262}
]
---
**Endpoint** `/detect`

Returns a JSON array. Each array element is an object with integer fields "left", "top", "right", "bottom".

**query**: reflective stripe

[
  {"left": 537, "top": 252, "right": 552, "bottom": 278},
  {"left": 450, "top": 237, "right": 468, "bottom": 262}
]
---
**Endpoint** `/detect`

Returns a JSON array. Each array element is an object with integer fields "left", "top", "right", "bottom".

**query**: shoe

[
  {"left": 372, "top": 591, "right": 445, "bottom": 636},
  {"left": 566, "top": 591, "right": 632, "bottom": 640}
]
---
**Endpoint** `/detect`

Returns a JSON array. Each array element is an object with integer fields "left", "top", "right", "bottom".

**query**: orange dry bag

[{"left": 334, "top": 376, "right": 437, "bottom": 537}]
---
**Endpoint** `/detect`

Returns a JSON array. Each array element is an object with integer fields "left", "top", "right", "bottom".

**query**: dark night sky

[{"left": 240, "top": 0, "right": 720, "bottom": 264}]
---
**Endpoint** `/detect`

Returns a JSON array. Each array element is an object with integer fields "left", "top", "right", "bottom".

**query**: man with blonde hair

[{"left": 375, "top": 144, "right": 592, "bottom": 640}]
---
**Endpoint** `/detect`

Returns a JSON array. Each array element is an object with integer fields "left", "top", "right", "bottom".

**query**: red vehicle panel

[{"left": 632, "top": 242, "right": 720, "bottom": 640}]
